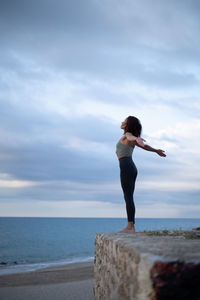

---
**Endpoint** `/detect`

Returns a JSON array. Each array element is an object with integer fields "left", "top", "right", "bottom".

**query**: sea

[{"left": 0, "top": 217, "right": 200, "bottom": 275}]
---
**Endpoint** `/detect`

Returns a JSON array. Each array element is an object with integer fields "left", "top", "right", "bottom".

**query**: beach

[{"left": 0, "top": 261, "right": 94, "bottom": 300}]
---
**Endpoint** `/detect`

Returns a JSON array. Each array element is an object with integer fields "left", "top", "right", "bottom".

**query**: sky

[{"left": 0, "top": 0, "right": 200, "bottom": 219}]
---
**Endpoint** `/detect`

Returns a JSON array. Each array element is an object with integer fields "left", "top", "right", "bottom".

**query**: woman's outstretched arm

[
  {"left": 125, "top": 132, "right": 166, "bottom": 157},
  {"left": 135, "top": 141, "right": 166, "bottom": 157}
]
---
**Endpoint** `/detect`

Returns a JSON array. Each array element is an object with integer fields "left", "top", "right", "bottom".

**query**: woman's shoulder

[{"left": 120, "top": 135, "right": 136, "bottom": 147}]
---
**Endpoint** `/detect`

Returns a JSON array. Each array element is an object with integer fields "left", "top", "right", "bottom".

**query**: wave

[{"left": 0, "top": 256, "right": 94, "bottom": 275}]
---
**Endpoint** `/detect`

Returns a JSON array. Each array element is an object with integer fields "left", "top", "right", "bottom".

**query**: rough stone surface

[{"left": 94, "top": 231, "right": 200, "bottom": 300}]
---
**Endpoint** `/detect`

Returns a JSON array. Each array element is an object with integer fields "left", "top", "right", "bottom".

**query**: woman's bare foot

[
  {"left": 118, "top": 221, "right": 135, "bottom": 233},
  {"left": 118, "top": 226, "right": 135, "bottom": 233}
]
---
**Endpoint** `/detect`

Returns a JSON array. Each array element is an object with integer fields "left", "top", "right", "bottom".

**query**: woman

[{"left": 116, "top": 116, "right": 166, "bottom": 233}]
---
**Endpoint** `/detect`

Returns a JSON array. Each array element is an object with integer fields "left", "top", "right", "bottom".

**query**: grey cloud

[
  {"left": 0, "top": 97, "right": 119, "bottom": 145},
  {"left": 0, "top": 0, "right": 200, "bottom": 210},
  {"left": 1, "top": 0, "right": 200, "bottom": 87},
  {"left": 0, "top": 141, "right": 118, "bottom": 183},
  {"left": 136, "top": 189, "right": 200, "bottom": 207},
  {"left": 0, "top": 98, "right": 120, "bottom": 183}
]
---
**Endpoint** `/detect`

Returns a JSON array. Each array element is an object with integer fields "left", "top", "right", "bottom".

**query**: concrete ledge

[{"left": 94, "top": 231, "right": 200, "bottom": 300}]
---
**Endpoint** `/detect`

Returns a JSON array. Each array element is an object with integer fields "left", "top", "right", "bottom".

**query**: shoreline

[
  {"left": 0, "top": 257, "right": 94, "bottom": 276},
  {"left": 0, "top": 261, "right": 94, "bottom": 288}
]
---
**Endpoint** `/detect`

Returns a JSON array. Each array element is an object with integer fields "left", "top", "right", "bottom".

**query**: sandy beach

[{"left": 0, "top": 261, "right": 94, "bottom": 300}]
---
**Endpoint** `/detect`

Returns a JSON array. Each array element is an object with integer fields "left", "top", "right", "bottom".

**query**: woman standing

[{"left": 116, "top": 116, "right": 166, "bottom": 233}]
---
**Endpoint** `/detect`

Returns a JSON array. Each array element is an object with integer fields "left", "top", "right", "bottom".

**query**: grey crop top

[{"left": 116, "top": 139, "right": 133, "bottom": 157}]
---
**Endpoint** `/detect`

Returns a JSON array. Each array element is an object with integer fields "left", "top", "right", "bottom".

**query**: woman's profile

[{"left": 116, "top": 116, "right": 166, "bottom": 233}]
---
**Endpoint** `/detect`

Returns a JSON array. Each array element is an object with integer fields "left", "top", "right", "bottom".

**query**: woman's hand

[
  {"left": 156, "top": 149, "right": 166, "bottom": 157},
  {"left": 135, "top": 137, "right": 146, "bottom": 147}
]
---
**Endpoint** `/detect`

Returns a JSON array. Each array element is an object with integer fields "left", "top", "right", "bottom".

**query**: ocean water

[{"left": 0, "top": 217, "right": 200, "bottom": 275}]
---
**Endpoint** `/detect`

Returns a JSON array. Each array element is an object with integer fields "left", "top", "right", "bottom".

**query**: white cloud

[
  {"left": 0, "top": 200, "right": 126, "bottom": 218},
  {"left": 151, "top": 118, "right": 200, "bottom": 154},
  {"left": 137, "top": 201, "right": 200, "bottom": 218},
  {"left": 137, "top": 180, "right": 200, "bottom": 192},
  {"left": 0, "top": 173, "right": 43, "bottom": 188},
  {"left": 0, "top": 180, "right": 39, "bottom": 188},
  {"left": 1, "top": 198, "right": 200, "bottom": 219},
  {"left": 63, "top": 136, "right": 113, "bottom": 157}
]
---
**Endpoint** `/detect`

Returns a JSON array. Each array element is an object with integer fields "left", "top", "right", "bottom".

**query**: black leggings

[{"left": 119, "top": 156, "right": 138, "bottom": 224}]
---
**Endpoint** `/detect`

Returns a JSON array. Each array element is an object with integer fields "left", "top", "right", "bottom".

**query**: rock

[
  {"left": 94, "top": 231, "right": 200, "bottom": 300},
  {"left": 193, "top": 227, "right": 200, "bottom": 231}
]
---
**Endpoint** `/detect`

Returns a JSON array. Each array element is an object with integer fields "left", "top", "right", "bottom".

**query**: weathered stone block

[{"left": 94, "top": 232, "right": 200, "bottom": 300}]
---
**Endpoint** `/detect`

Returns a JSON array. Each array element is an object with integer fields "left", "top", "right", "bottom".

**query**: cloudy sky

[{"left": 0, "top": 0, "right": 200, "bottom": 218}]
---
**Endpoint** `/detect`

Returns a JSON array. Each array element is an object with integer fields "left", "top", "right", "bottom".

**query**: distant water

[{"left": 0, "top": 217, "right": 200, "bottom": 275}]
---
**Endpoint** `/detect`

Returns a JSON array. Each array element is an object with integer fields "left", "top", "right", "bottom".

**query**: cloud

[
  {"left": 0, "top": 174, "right": 41, "bottom": 189},
  {"left": 1, "top": 0, "right": 200, "bottom": 86},
  {"left": 0, "top": 0, "right": 200, "bottom": 217}
]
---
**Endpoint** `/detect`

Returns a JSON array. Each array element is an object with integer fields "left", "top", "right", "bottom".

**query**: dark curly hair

[{"left": 124, "top": 116, "right": 142, "bottom": 137}]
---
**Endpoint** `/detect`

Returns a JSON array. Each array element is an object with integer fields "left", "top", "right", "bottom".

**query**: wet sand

[{"left": 0, "top": 261, "right": 94, "bottom": 300}]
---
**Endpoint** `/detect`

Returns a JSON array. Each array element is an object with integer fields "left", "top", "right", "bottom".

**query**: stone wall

[{"left": 93, "top": 231, "right": 200, "bottom": 300}]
